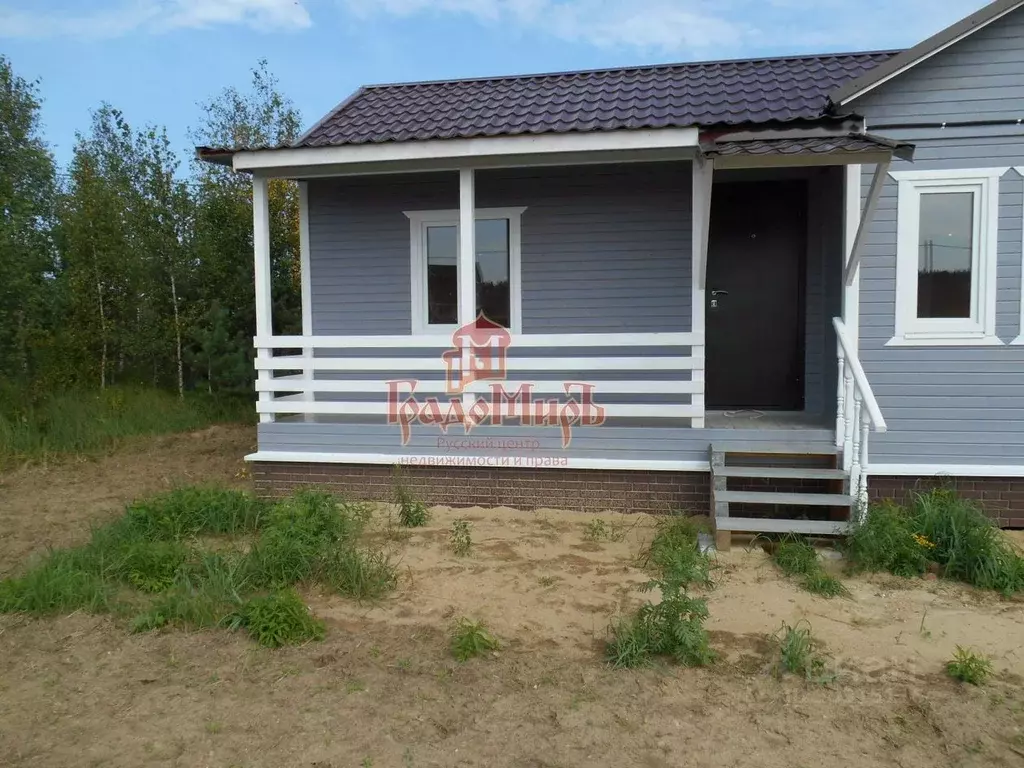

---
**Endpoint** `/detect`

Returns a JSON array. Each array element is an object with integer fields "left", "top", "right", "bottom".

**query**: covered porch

[{"left": 226, "top": 125, "right": 908, "bottom": 513}]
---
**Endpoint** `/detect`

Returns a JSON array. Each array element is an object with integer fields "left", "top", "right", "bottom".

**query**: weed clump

[
  {"left": 227, "top": 589, "right": 326, "bottom": 648},
  {"left": 392, "top": 468, "right": 430, "bottom": 528},
  {"left": 607, "top": 574, "right": 715, "bottom": 668},
  {"left": 582, "top": 519, "right": 625, "bottom": 543},
  {"left": 607, "top": 514, "right": 714, "bottom": 668},
  {"left": 771, "top": 537, "right": 849, "bottom": 599},
  {"left": 772, "top": 621, "right": 834, "bottom": 683},
  {"left": 946, "top": 646, "right": 993, "bottom": 685},
  {"left": 848, "top": 490, "right": 1024, "bottom": 595},
  {"left": 450, "top": 519, "right": 472, "bottom": 556},
  {"left": 0, "top": 486, "right": 395, "bottom": 646},
  {"left": 450, "top": 618, "right": 500, "bottom": 661},
  {"left": 643, "top": 515, "right": 712, "bottom": 587}
]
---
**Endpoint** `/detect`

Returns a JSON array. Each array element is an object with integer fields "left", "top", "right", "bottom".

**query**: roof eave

[{"left": 195, "top": 147, "right": 237, "bottom": 167}]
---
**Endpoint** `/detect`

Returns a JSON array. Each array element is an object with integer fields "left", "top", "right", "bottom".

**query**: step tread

[
  {"left": 715, "top": 490, "right": 854, "bottom": 507},
  {"left": 713, "top": 466, "right": 848, "bottom": 481},
  {"left": 715, "top": 517, "right": 850, "bottom": 535},
  {"left": 711, "top": 442, "right": 840, "bottom": 456}
]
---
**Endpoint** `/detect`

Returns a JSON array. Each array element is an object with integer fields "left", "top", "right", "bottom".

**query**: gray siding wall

[
  {"left": 307, "top": 162, "right": 693, "bottom": 336},
  {"left": 851, "top": 6, "right": 1024, "bottom": 466}
]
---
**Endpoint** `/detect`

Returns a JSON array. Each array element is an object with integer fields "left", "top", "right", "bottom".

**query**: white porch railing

[
  {"left": 253, "top": 331, "right": 705, "bottom": 425},
  {"left": 833, "top": 317, "right": 887, "bottom": 511}
]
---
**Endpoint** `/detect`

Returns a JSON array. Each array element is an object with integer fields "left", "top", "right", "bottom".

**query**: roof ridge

[{"left": 359, "top": 49, "right": 902, "bottom": 90}]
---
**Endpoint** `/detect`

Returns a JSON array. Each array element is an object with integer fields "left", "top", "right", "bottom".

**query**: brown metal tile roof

[
  {"left": 704, "top": 133, "right": 915, "bottom": 160},
  {"left": 297, "top": 50, "right": 898, "bottom": 148}
]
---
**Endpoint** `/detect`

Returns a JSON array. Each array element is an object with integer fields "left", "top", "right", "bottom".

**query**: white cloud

[
  {"left": 0, "top": 0, "right": 311, "bottom": 39},
  {"left": 342, "top": 0, "right": 989, "bottom": 55},
  {"left": 344, "top": 0, "right": 749, "bottom": 51}
]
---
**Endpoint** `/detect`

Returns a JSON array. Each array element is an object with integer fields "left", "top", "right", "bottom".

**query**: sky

[{"left": 0, "top": 0, "right": 993, "bottom": 169}]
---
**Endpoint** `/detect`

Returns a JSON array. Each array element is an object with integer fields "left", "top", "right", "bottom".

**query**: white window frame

[
  {"left": 888, "top": 167, "right": 1004, "bottom": 347},
  {"left": 1013, "top": 166, "right": 1024, "bottom": 345},
  {"left": 404, "top": 206, "right": 525, "bottom": 335}
]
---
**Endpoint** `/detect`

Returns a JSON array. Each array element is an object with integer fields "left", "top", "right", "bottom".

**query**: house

[{"left": 199, "top": 0, "right": 1024, "bottom": 541}]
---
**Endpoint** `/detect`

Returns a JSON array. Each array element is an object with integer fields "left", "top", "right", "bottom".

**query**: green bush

[
  {"left": 848, "top": 490, "right": 1024, "bottom": 595},
  {"left": 229, "top": 589, "right": 325, "bottom": 647}
]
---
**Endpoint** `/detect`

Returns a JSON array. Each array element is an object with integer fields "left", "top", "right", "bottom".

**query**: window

[
  {"left": 406, "top": 207, "right": 524, "bottom": 333},
  {"left": 890, "top": 169, "right": 1004, "bottom": 346}
]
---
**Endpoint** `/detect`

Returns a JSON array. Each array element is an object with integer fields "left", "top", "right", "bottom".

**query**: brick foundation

[
  {"left": 868, "top": 475, "right": 1024, "bottom": 529},
  {"left": 251, "top": 462, "right": 1024, "bottom": 527},
  {"left": 251, "top": 462, "right": 710, "bottom": 515}
]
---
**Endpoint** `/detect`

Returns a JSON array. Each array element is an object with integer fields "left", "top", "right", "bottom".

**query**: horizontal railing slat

[
  {"left": 255, "top": 356, "right": 702, "bottom": 372},
  {"left": 256, "top": 402, "right": 702, "bottom": 418},
  {"left": 256, "top": 379, "right": 702, "bottom": 395},
  {"left": 255, "top": 332, "right": 699, "bottom": 349}
]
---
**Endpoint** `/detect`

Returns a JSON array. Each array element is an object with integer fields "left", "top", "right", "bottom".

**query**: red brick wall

[
  {"left": 868, "top": 475, "right": 1024, "bottom": 529},
  {"left": 252, "top": 462, "right": 710, "bottom": 515},
  {"left": 251, "top": 462, "right": 1024, "bottom": 528}
]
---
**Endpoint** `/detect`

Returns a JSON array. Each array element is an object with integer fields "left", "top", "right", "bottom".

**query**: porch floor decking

[{"left": 705, "top": 410, "right": 831, "bottom": 430}]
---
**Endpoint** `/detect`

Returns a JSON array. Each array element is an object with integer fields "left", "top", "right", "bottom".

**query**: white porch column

[
  {"left": 253, "top": 175, "right": 274, "bottom": 424},
  {"left": 458, "top": 169, "right": 476, "bottom": 409},
  {"left": 690, "top": 159, "right": 713, "bottom": 429},
  {"left": 842, "top": 164, "right": 862, "bottom": 355},
  {"left": 298, "top": 181, "right": 314, "bottom": 416},
  {"left": 458, "top": 169, "right": 476, "bottom": 329}
]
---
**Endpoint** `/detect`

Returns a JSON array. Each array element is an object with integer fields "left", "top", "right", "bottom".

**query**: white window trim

[
  {"left": 887, "top": 167, "right": 1005, "bottom": 347},
  {"left": 1012, "top": 166, "right": 1024, "bottom": 345},
  {"left": 404, "top": 206, "right": 526, "bottom": 335}
]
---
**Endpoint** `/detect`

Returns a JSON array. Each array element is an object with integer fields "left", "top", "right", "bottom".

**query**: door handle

[{"left": 711, "top": 290, "right": 729, "bottom": 296}]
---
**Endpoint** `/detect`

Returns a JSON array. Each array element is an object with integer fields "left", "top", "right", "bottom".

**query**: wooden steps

[{"left": 710, "top": 443, "right": 850, "bottom": 550}]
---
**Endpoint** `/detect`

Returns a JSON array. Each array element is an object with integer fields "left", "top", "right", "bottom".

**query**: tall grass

[
  {"left": 0, "top": 487, "right": 397, "bottom": 645},
  {"left": 0, "top": 384, "right": 251, "bottom": 465},
  {"left": 771, "top": 537, "right": 849, "bottom": 598},
  {"left": 847, "top": 489, "right": 1024, "bottom": 596}
]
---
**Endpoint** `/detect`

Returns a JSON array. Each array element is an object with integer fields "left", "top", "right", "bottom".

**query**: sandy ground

[{"left": 1, "top": 428, "right": 1024, "bottom": 767}]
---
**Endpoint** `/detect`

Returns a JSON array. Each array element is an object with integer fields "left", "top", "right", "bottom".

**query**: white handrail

[{"left": 832, "top": 318, "right": 886, "bottom": 432}]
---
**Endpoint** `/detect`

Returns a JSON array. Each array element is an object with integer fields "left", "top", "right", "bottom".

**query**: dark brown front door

[{"left": 705, "top": 180, "right": 807, "bottom": 410}]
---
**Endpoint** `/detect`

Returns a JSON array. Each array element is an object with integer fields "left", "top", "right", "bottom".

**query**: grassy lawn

[{"left": 1, "top": 435, "right": 1023, "bottom": 767}]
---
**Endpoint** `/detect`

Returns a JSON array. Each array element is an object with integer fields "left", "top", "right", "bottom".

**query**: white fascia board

[
  {"left": 246, "top": 451, "right": 711, "bottom": 473},
  {"left": 232, "top": 128, "right": 701, "bottom": 172},
  {"left": 868, "top": 464, "right": 1024, "bottom": 479}
]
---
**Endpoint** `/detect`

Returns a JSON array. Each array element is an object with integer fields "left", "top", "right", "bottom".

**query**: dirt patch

[
  {"left": 2, "top": 445, "right": 1024, "bottom": 767},
  {"left": 0, "top": 425, "right": 253, "bottom": 575}
]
